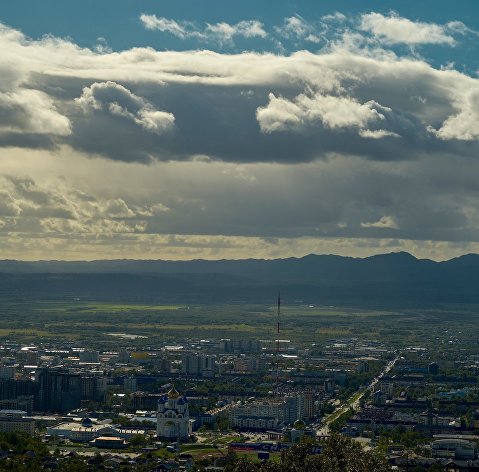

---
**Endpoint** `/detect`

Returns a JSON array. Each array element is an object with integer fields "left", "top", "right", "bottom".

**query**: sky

[{"left": 1, "top": 0, "right": 479, "bottom": 261}]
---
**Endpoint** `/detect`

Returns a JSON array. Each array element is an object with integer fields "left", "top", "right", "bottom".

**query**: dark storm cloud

[
  {"left": 65, "top": 82, "right": 473, "bottom": 164},
  {"left": 1, "top": 23, "right": 479, "bottom": 164}
]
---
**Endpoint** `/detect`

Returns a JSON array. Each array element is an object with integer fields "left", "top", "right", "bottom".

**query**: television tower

[{"left": 275, "top": 292, "right": 281, "bottom": 394}]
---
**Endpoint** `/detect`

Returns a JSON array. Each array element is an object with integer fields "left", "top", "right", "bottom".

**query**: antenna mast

[{"left": 275, "top": 293, "right": 281, "bottom": 394}]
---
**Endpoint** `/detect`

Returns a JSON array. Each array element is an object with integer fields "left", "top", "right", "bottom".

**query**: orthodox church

[{"left": 156, "top": 386, "right": 192, "bottom": 440}]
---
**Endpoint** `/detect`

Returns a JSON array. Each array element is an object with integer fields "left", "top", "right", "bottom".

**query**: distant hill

[{"left": 0, "top": 252, "right": 478, "bottom": 306}]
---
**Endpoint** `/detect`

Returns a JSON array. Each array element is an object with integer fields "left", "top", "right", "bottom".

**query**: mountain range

[{"left": 0, "top": 252, "right": 478, "bottom": 306}]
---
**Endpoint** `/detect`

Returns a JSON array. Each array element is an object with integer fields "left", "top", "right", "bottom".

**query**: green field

[{"left": 0, "top": 300, "right": 478, "bottom": 352}]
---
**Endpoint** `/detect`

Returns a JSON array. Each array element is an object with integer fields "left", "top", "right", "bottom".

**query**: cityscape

[
  {"left": 2, "top": 0, "right": 479, "bottom": 470},
  {"left": 0, "top": 294, "right": 475, "bottom": 470}
]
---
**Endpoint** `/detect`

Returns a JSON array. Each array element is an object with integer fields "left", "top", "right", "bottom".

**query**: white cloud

[
  {"left": 139, "top": 14, "right": 267, "bottom": 45},
  {"left": 278, "top": 16, "right": 310, "bottom": 38},
  {"left": 139, "top": 14, "right": 198, "bottom": 39},
  {"left": 94, "top": 37, "right": 112, "bottom": 54},
  {"left": 40, "top": 217, "right": 144, "bottom": 234},
  {"left": 359, "top": 12, "right": 457, "bottom": 45},
  {"left": 257, "top": 92, "right": 385, "bottom": 133},
  {"left": 361, "top": 216, "right": 399, "bottom": 229},
  {"left": 321, "top": 12, "right": 347, "bottom": 23},
  {"left": 0, "top": 190, "right": 22, "bottom": 216},
  {"left": 136, "top": 108, "right": 175, "bottom": 134},
  {"left": 2, "top": 19, "right": 479, "bottom": 258},
  {"left": 0, "top": 175, "right": 169, "bottom": 236},
  {"left": 0, "top": 89, "right": 71, "bottom": 135},
  {"left": 3, "top": 147, "right": 479, "bottom": 259},
  {"left": 75, "top": 81, "right": 175, "bottom": 135},
  {"left": 205, "top": 20, "right": 267, "bottom": 43},
  {"left": 275, "top": 15, "right": 322, "bottom": 43},
  {"left": 1, "top": 19, "right": 478, "bottom": 163},
  {"left": 359, "top": 129, "right": 401, "bottom": 139},
  {"left": 432, "top": 89, "right": 479, "bottom": 140}
]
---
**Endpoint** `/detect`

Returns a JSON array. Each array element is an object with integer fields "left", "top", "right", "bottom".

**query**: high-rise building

[
  {"left": 380, "top": 382, "right": 394, "bottom": 401},
  {"left": 132, "top": 392, "right": 166, "bottom": 410},
  {"left": 37, "top": 369, "right": 81, "bottom": 413},
  {"left": 0, "top": 366, "right": 15, "bottom": 379},
  {"left": 181, "top": 353, "right": 216, "bottom": 377},
  {"left": 80, "top": 376, "right": 106, "bottom": 402},
  {"left": 201, "top": 355, "right": 216, "bottom": 378},
  {"left": 156, "top": 357, "right": 172, "bottom": 373},
  {"left": 304, "top": 389, "right": 315, "bottom": 419},
  {"left": 118, "top": 350, "right": 131, "bottom": 364},
  {"left": 181, "top": 353, "right": 201, "bottom": 376},
  {"left": 0, "top": 378, "right": 38, "bottom": 414}
]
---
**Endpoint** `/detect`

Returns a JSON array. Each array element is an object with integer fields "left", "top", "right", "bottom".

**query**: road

[{"left": 316, "top": 353, "right": 400, "bottom": 436}]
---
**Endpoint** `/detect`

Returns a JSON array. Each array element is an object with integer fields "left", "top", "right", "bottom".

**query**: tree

[
  {"left": 129, "top": 434, "right": 147, "bottom": 447},
  {"left": 58, "top": 457, "right": 89, "bottom": 472},
  {"left": 226, "top": 434, "right": 392, "bottom": 472}
]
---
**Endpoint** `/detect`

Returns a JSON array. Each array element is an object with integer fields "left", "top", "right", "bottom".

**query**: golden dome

[
  {"left": 293, "top": 419, "right": 305, "bottom": 430},
  {"left": 168, "top": 386, "right": 180, "bottom": 399}
]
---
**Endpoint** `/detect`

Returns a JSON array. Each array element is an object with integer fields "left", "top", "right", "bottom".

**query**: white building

[
  {"left": 0, "top": 417, "right": 35, "bottom": 434},
  {"left": 229, "top": 396, "right": 302, "bottom": 431},
  {"left": 0, "top": 410, "right": 34, "bottom": 434},
  {"left": 432, "top": 439, "right": 476, "bottom": 459},
  {"left": 157, "top": 387, "right": 192, "bottom": 440},
  {"left": 47, "top": 417, "right": 146, "bottom": 442}
]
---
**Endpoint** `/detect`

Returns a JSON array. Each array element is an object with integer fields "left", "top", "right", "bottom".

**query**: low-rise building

[
  {"left": 0, "top": 415, "right": 35, "bottom": 434},
  {"left": 90, "top": 436, "right": 127, "bottom": 449},
  {"left": 431, "top": 439, "right": 476, "bottom": 459},
  {"left": 47, "top": 417, "right": 146, "bottom": 442}
]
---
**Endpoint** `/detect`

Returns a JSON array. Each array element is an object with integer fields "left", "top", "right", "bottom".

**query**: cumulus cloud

[
  {"left": 75, "top": 81, "right": 175, "bottom": 135},
  {"left": 359, "top": 12, "right": 459, "bottom": 45},
  {"left": 139, "top": 14, "right": 267, "bottom": 45},
  {"left": 0, "top": 89, "right": 71, "bottom": 135},
  {"left": 0, "top": 175, "right": 174, "bottom": 236},
  {"left": 257, "top": 92, "right": 388, "bottom": 135},
  {"left": 432, "top": 89, "right": 479, "bottom": 140},
  {"left": 0, "top": 20, "right": 479, "bottom": 164}
]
